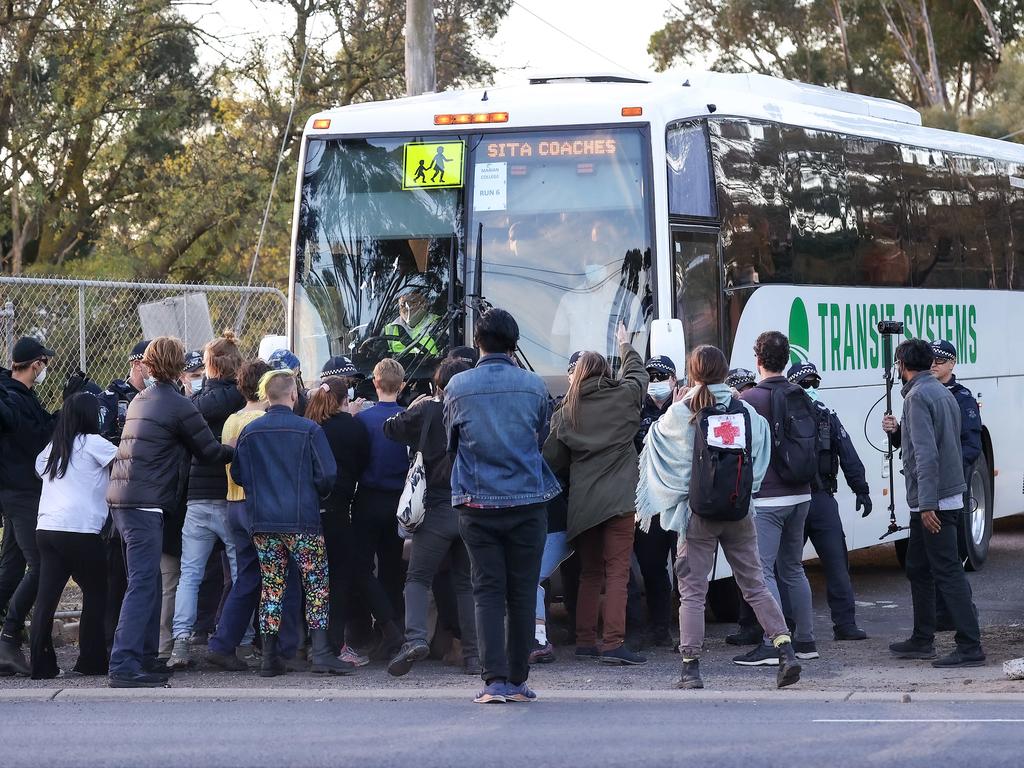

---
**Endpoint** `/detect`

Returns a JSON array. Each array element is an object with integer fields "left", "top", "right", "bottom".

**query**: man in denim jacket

[{"left": 443, "top": 309, "right": 560, "bottom": 704}]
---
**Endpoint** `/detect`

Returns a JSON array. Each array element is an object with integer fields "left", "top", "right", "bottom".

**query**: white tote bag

[{"left": 396, "top": 418, "right": 430, "bottom": 533}]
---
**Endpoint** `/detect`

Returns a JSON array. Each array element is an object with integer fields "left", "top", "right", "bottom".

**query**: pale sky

[{"left": 182, "top": 0, "right": 696, "bottom": 88}]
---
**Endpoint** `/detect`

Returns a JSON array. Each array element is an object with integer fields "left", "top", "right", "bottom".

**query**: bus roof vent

[{"left": 528, "top": 73, "right": 650, "bottom": 85}]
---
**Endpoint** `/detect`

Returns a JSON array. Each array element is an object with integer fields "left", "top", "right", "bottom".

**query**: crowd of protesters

[{"left": 0, "top": 306, "right": 999, "bottom": 700}]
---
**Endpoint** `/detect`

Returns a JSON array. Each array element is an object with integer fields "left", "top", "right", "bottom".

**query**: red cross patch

[{"left": 707, "top": 413, "right": 746, "bottom": 450}]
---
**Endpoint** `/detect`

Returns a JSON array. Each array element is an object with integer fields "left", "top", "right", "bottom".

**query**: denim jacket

[
  {"left": 443, "top": 354, "right": 560, "bottom": 509},
  {"left": 231, "top": 405, "right": 337, "bottom": 535}
]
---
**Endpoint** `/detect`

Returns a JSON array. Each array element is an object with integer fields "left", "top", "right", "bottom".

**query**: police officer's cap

[
  {"left": 930, "top": 339, "right": 957, "bottom": 361},
  {"left": 786, "top": 362, "right": 821, "bottom": 386},
  {"left": 644, "top": 355, "right": 676, "bottom": 377},
  {"left": 268, "top": 348, "right": 300, "bottom": 372},
  {"left": 321, "top": 355, "right": 357, "bottom": 378},
  {"left": 128, "top": 339, "right": 151, "bottom": 363},
  {"left": 183, "top": 350, "right": 204, "bottom": 373},
  {"left": 567, "top": 351, "right": 582, "bottom": 375},
  {"left": 725, "top": 367, "right": 756, "bottom": 389},
  {"left": 448, "top": 345, "right": 480, "bottom": 365},
  {"left": 12, "top": 336, "right": 55, "bottom": 364}
]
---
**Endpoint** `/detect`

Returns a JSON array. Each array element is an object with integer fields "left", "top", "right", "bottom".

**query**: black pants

[
  {"left": 906, "top": 508, "right": 982, "bottom": 653},
  {"left": 805, "top": 491, "right": 857, "bottom": 631},
  {"left": 0, "top": 501, "right": 27, "bottom": 625},
  {"left": 629, "top": 516, "right": 677, "bottom": 635},
  {"left": 0, "top": 490, "right": 41, "bottom": 643},
  {"left": 322, "top": 503, "right": 354, "bottom": 652},
  {"left": 31, "top": 530, "right": 108, "bottom": 679},
  {"left": 194, "top": 544, "right": 227, "bottom": 635},
  {"left": 458, "top": 503, "right": 546, "bottom": 685},
  {"left": 103, "top": 530, "right": 128, "bottom": 650},
  {"left": 350, "top": 488, "right": 404, "bottom": 626}
]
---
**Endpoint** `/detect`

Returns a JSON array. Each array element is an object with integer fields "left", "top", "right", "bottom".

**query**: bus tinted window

[
  {"left": 845, "top": 137, "right": 907, "bottom": 286},
  {"left": 467, "top": 127, "right": 653, "bottom": 386},
  {"left": 900, "top": 146, "right": 960, "bottom": 288},
  {"left": 1008, "top": 163, "right": 1024, "bottom": 289},
  {"left": 667, "top": 121, "right": 716, "bottom": 218}
]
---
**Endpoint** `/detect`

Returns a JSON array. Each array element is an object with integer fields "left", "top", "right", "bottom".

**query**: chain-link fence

[{"left": 0, "top": 276, "right": 287, "bottom": 410}]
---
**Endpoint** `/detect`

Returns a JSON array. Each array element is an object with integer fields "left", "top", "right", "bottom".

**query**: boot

[
  {"left": 310, "top": 629, "right": 356, "bottom": 675},
  {"left": 260, "top": 634, "right": 287, "bottom": 678},
  {"left": 676, "top": 659, "right": 704, "bottom": 690},
  {"left": 0, "top": 638, "right": 30, "bottom": 676},
  {"left": 776, "top": 641, "right": 802, "bottom": 689}
]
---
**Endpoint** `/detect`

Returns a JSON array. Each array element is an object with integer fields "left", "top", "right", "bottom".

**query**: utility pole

[{"left": 405, "top": 0, "right": 436, "bottom": 96}]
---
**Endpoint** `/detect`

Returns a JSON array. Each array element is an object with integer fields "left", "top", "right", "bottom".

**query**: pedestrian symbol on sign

[{"left": 402, "top": 141, "right": 465, "bottom": 190}]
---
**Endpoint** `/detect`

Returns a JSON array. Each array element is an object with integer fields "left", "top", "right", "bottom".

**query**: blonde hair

[
  {"left": 306, "top": 376, "right": 347, "bottom": 424},
  {"left": 204, "top": 330, "right": 243, "bottom": 380},
  {"left": 143, "top": 337, "right": 186, "bottom": 382},
  {"left": 258, "top": 369, "right": 295, "bottom": 402},
  {"left": 562, "top": 351, "right": 611, "bottom": 429},
  {"left": 373, "top": 358, "right": 405, "bottom": 395}
]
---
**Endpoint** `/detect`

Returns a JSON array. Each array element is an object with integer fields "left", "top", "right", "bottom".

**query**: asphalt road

[{"left": 2, "top": 697, "right": 1023, "bottom": 768}]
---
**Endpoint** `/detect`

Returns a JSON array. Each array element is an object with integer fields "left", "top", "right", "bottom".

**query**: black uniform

[
  {"left": 945, "top": 374, "right": 982, "bottom": 477},
  {"left": 97, "top": 379, "right": 142, "bottom": 446}
]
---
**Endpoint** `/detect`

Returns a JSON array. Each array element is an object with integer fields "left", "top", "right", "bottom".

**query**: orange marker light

[
  {"left": 312, "top": 119, "right": 331, "bottom": 129},
  {"left": 434, "top": 112, "right": 510, "bottom": 125},
  {"left": 434, "top": 114, "right": 455, "bottom": 125},
  {"left": 621, "top": 106, "right": 643, "bottom": 117},
  {"left": 488, "top": 112, "right": 509, "bottom": 123}
]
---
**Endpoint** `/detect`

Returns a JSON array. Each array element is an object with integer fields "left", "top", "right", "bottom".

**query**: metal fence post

[
  {"left": 1, "top": 301, "right": 13, "bottom": 367},
  {"left": 78, "top": 286, "right": 87, "bottom": 371}
]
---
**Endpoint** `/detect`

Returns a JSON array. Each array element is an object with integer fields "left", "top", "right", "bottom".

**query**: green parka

[{"left": 542, "top": 343, "right": 648, "bottom": 542}]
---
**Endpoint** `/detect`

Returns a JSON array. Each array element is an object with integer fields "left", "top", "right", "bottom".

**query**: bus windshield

[{"left": 293, "top": 125, "right": 654, "bottom": 389}]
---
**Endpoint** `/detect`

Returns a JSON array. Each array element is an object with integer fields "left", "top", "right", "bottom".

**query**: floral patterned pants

[{"left": 252, "top": 533, "right": 329, "bottom": 635}]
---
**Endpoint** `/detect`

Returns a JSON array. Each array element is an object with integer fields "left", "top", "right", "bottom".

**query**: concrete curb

[{"left": 0, "top": 687, "right": 1021, "bottom": 703}]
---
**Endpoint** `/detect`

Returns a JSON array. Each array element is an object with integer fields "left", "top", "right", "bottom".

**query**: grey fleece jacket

[{"left": 899, "top": 370, "right": 967, "bottom": 511}]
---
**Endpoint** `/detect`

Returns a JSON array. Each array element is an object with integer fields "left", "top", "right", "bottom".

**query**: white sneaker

[{"left": 338, "top": 644, "right": 370, "bottom": 667}]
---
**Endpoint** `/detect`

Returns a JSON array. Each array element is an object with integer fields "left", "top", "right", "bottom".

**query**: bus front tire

[{"left": 959, "top": 453, "right": 994, "bottom": 572}]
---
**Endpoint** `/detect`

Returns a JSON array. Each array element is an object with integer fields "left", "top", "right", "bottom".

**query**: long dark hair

[
  {"left": 44, "top": 392, "right": 101, "bottom": 481},
  {"left": 562, "top": 351, "right": 611, "bottom": 428},
  {"left": 687, "top": 345, "right": 730, "bottom": 423}
]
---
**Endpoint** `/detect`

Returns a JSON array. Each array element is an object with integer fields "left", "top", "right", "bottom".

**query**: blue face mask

[
  {"left": 648, "top": 381, "right": 672, "bottom": 401},
  {"left": 804, "top": 386, "right": 821, "bottom": 402}
]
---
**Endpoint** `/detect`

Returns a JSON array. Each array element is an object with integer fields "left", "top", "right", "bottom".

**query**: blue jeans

[
  {"left": 109, "top": 509, "right": 163, "bottom": 676},
  {"left": 171, "top": 500, "right": 238, "bottom": 640},
  {"left": 754, "top": 502, "right": 814, "bottom": 644},
  {"left": 208, "top": 501, "right": 301, "bottom": 657},
  {"left": 535, "top": 532, "right": 569, "bottom": 621}
]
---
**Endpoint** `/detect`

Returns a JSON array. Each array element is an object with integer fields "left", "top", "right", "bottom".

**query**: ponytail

[{"left": 685, "top": 344, "right": 731, "bottom": 423}]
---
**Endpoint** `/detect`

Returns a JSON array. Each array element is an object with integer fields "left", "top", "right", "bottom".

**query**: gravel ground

[{"left": 5, "top": 517, "right": 1023, "bottom": 694}]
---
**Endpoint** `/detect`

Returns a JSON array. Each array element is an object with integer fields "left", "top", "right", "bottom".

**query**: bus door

[{"left": 671, "top": 226, "right": 722, "bottom": 354}]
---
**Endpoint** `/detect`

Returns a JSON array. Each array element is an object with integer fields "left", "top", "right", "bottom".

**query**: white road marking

[{"left": 815, "top": 719, "right": 1024, "bottom": 724}]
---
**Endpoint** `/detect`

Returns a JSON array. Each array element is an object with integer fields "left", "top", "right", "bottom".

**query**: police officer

[
  {"left": 626, "top": 355, "right": 678, "bottom": 648},
  {"left": 383, "top": 291, "right": 441, "bottom": 358},
  {"left": 181, "top": 350, "right": 205, "bottom": 395},
  {"left": 98, "top": 340, "right": 152, "bottom": 445},
  {"left": 787, "top": 362, "right": 872, "bottom": 641},
  {"left": 725, "top": 367, "right": 756, "bottom": 394},
  {"left": 929, "top": 340, "right": 982, "bottom": 483}
]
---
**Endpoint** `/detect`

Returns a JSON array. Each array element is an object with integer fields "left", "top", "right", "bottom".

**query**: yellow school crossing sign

[{"left": 403, "top": 141, "right": 465, "bottom": 190}]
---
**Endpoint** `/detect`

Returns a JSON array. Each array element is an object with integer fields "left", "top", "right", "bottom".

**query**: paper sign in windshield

[
  {"left": 473, "top": 162, "right": 507, "bottom": 211},
  {"left": 403, "top": 141, "right": 465, "bottom": 190}
]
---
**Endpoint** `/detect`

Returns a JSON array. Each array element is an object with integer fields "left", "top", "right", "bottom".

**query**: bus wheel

[
  {"left": 959, "top": 453, "right": 994, "bottom": 572},
  {"left": 707, "top": 577, "right": 741, "bottom": 623}
]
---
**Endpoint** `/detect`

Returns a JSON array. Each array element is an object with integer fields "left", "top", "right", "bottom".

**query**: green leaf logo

[{"left": 788, "top": 297, "right": 810, "bottom": 365}]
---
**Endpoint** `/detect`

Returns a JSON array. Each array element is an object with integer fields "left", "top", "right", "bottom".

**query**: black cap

[
  {"left": 725, "top": 367, "right": 756, "bottom": 390},
  {"left": 567, "top": 351, "right": 583, "bottom": 375},
  {"left": 128, "top": 340, "right": 151, "bottom": 362},
  {"left": 321, "top": 355, "right": 357, "bottom": 378},
  {"left": 930, "top": 339, "right": 957, "bottom": 361},
  {"left": 448, "top": 345, "right": 480, "bottom": 365},
  {"left": 644, "top": 355, "right": 676, "bottom": 377},
  {"left": 786, "top": 362, "right": 821, "bottom": 386},
  {"left": 183, "top": 350, "right": 204, "bottom": 373},
  {"left": 12, "top": 336, "right": 55, "bottom": 365}
]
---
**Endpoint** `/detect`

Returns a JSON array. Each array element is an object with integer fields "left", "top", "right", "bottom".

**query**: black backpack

[
  {"left": 690, "top": 399, "right": 754, "bottom": 521},
  {"left": 765, "top": 380, "right": 819, "bottom": 485}
]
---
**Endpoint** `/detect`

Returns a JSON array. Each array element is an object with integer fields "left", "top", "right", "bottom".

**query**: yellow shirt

[{"left": 223, "top": 409, "right": 266, "bottom": 501}]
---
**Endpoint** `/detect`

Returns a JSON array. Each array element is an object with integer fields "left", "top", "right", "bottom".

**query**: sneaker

[
  {"left": 676, "top": 659, "right": 704, "bottom": 689},
  {"left": 599, "top": 645, "right": 647, "bottom": 666},
  {"left": 776, "top": 642, "right": 802, "bottom": 688},
  {"left": 529, "top": 640, "right": 555, "bottom": 664},
  {"left": 339, "top": 645, "right": 370, "bottom": 667},
  {"left": 931, "top": 649, "right": 986, "bottom": 668},
  {"left": 732, "top": 644, "right": 779, "bottom": 666},
  {"left": 463, "top": 656, "right": 482, "bottom": 676},
  {"left": 387, "top": 639, "right": 430, "bottom": 677},
  {"left": 474, "top": 680, "right": 507, "bottom": 704},
  {"left": 109, "top": 671, "right": 169, "bottom": 688},
  {"left": 834, "top": 626, "right": 868, "bottom": 641},
  {"left": 575, "top": 645, "right": 601, "bottom": 659},
  {"left": 168, "top": 637, "right": 192, "bottom": 670},
  {"left": 504, "top": 682, "right": 538, "bottom": 702},
  {"left": 793, "top": 640, "right": 819, "bottom": 660},
  {"left": 207, "top": 650, "right": 247, "bottom": 672},
  {"left": 889, "top": 639, "right": 937, "bottom": 659},
  {"left": 725, "top": 627, "right": 764, "bottom": 646}
]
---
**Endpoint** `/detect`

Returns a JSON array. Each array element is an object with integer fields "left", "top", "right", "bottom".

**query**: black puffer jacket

[
  {"left": 0, "top": 376, "right": 57, "bottom": 493},
  {"left": 187, "top": 378, "right": 245, "bottom": 501},
  {"left": 107, "top": 381, "right": 233, "bottom": 513}
]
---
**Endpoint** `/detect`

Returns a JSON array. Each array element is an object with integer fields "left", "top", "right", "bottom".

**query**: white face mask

[
  {"left": 348, "top": 387, "right": 355, "bottom": 401},
  {"left": 144, "top": 376, "right": 156, "bottom": 388},
  {"left": 190, "top": 379, "right": 203, "bottom": 394},
  {"left": 584, "top": 263, "right": 607, "bottom": 287},
  {"left": 34, "top": 366, "right": 47, "bottom": 385},
  {"left": 647, "top": 381, "right": 672, "bottom": 401},
  {"left": 804, "top": 386, "right": 821, "bottom": 402}
]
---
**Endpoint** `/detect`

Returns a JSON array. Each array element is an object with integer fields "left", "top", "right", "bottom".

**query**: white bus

[{"left": 288, "top": 72, "right": 1024, "bottom": 607}]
